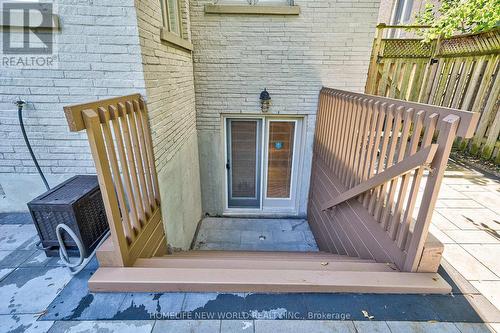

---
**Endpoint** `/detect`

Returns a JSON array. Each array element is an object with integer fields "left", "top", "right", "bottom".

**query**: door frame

[{"left": 222, "top": 114, "right": 305, "bottom": 215}]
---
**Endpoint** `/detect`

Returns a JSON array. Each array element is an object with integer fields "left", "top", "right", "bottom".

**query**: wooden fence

[
  {"left": 308, "top": 88, "right": 479, "bottom": 272},
  {"left": 366, "top": 25, "right": 500, "bottom": 163}
]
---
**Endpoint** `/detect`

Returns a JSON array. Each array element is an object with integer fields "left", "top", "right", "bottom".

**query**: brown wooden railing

[
  {"left": 366, "top": 25, "right": 500, "bottom": 163},
  {"left": 308, "top": 88, "right": 479, "bottom": 272},
  {"left": 64, "top": 94, "right": 166, "bottom": 266}
]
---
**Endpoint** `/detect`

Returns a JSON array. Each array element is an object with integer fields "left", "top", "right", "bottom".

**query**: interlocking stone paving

[{"left": 0, "top": 160, "right": 499, "bottom": 332}]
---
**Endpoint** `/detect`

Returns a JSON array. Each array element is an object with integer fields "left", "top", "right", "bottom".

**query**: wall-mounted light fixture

[{"left": 260, "top": 88, "right": 271, "bottom": 113}]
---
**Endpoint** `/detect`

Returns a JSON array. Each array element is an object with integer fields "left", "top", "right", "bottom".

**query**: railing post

[
  {"left": 404, "top": 114, "right": 460, "bottom": 272},
  {"left": 83, "top": 109, "right": 129, "bottom": 267},
  {"left": 366, "top": 24, "right": 386, "bottom": 95}
]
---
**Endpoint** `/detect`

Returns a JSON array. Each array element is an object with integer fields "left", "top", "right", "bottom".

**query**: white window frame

[
  {"left": 161, "top": 0, "right": 183, "bottom": 37},
  {"left": 214, "top": 0, "right": 294, "bottom": 5}
]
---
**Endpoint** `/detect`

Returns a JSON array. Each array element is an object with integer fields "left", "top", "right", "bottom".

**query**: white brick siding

[
  {"left": 190, "top": 0, "right": 380, "bottom": 214},
  {"left": 0, "top": 0, "right": 146, "bottom": 174},
  {"left": 191, "top": 0, "right": 379, "bottom": 131}
]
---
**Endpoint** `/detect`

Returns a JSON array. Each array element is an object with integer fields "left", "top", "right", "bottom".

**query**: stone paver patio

[{"left": 0, "top": 159, "right": 499, "bottom": 332}]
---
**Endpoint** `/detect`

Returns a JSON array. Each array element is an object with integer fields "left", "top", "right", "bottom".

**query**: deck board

[{"left": 89, "top": 267, "right": 451, "bottom": 294}]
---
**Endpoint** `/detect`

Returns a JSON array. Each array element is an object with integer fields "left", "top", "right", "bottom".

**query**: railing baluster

[
  {"left": 97, "top": 107, "right": 134, "bottom": 243},
  {"left": 363, "top": 102, "right": 386, "bottom": 207},
  {"left": 118, "top": 102, "right": 146, "bottom": 225},
  {"left": 369, "top": 105, "right": 394, "bottom": 215},
  {"left": 360, "top": 101, "right": 379, "bottom": 186},
  {"left": 389, "top": 110, "right": 425, "bottom": 240},
  {"left": 375, "top": 106, "right": 403, "bottom": 225},
  {"left": 126, "top": 101, "right": 151, "bottom": 218},
  {"left": 328, "top": 93, "right": 341, "bottom": 168},
  {"left": 315, "top": 91, "right": 327, "bottom": 159},
  {"left": 382, "top": 108, "right": 414, "bottom": 234},
  {"left": 324, "top": 92, "right": 336, "bottom": 169},
  {"left": 330, "top": 93, "right": 343, "bottom": 169},
  {"left": 133, "top": 100, "right": 155, "bottom": 210},
  {"left": 333, "top": 94, "right": 347, "bottom": 176},
  {"left": 350, "top": 98, "right": 371, "bottom": 189},
  {"left": 82, "top": 109, "right": 128, "bottom": 266},
  {"left": 343, "top": 98, "right": 362, "bottom": 187},
  {"left": 397, "top": 113, "right": 439, "bottom": 249},
  {"left": 138, "top": 98, "right": 161, "bottom": 205},
  {"left": 404, "top": 115, "right": 460, "bottom": 272},
  {"left": 338, "top": 95, "right": 353, "bottom": 180},
  {"left": 108, "top": 105, "right": 141, "bottom": 231}
]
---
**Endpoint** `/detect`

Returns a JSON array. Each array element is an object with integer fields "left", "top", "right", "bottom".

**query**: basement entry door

[{"left": 226, "top": 118, "right": 301, "bottom": 211}]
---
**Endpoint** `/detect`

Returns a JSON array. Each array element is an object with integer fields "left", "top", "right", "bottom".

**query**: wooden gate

[
  {"left": 64, "top": 94, "right": 166, "bottom": 266},
  {"left": 308, "top": 88, "right": 479, "bottom": 272},
  {"left": 366, "top": 26, "right": 500, "bottom": 163}
]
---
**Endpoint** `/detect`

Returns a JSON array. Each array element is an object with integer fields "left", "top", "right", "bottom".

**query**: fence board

[{"left": 366, "top": 27, "right": 500, "bottom": 163}]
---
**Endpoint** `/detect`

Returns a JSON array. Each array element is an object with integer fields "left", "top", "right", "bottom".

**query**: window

[
  {"left": 205, "top": 0, "right": 299, "bottom": 15},
  {"left": 391, "top": 0, "right": 414, "bottom": 25},
  {"left": 159, "top": 0, "right": 193, "bottom": 51},
  {"left": 388, "top": 0, "right": 414, "bottom": 38},
  {"left": 161, "top": 0, "right": 182, "bottom": 36},
  {"left": 215, "top": 0, "right": 293, "bottom": 4}
]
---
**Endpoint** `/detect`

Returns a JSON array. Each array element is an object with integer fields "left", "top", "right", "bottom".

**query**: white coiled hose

[{"left": 56, "top": 224, "right": 110, "bottom": 275}]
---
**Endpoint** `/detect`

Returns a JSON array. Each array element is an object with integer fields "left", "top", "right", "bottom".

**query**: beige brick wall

[
  {"left": 134, "top": 0, "right": 198, "bottom": 174},
  {"left": 134, "top": 0, "right": 202, "bottom": 249},
  {"left": 190, "top": 0, "right": 380, "bottom": 215}
]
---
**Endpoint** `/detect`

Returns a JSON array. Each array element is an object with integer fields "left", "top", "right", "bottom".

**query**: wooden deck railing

[
  {"left": 64, "top": 94, "right": 166, "bottom": 266},
  {"left": 308, "top": 88, "right": 479, "bottom": 272}
]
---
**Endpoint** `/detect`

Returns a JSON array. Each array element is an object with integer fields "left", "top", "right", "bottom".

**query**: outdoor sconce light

[{"left": 260, "top": 88, "right": 271, "bottom": 113}]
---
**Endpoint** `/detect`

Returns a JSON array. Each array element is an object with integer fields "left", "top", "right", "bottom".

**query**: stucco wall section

[
  {"left": 190, "top": 0, "right": 380, "bottom": 215},
  {"left": 134, "top": 0, "right": 202, "bottom": 249}
]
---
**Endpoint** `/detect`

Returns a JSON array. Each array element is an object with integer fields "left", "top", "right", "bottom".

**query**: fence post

[
  {"left": 366, "top": 24, "right": 386, "bottom": 95},
  {"left": 418, "top": 37, "right": 440, "bottom": 103}
]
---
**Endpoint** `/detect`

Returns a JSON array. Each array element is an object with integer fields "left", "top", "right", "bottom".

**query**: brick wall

[
  {"left": 0, "top": 0, "right": 146, "bottom": 174},
  {"left": 191, "top": 0, "right": 379, "bottom": 130},
  {"left": 133, "top": 0, "right": 198, "bottom": 174},
  {"left": 134, "top": 0, "right": 202, "bottom": 249},
  {"left": 190, "top": 0, "right": 380, "bottom": 215}
]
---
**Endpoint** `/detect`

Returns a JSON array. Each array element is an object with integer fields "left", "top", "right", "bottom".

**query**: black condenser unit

[{"left": 28, "top": 175, "right": 109, "bottom": 257}]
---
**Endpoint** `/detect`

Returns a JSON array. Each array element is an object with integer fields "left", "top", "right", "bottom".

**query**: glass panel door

[
  {"left": 227, "top": 119, "right": 262, "bottom": 208},
  {"left": 263, "top": 119, "right": 301, "bottom": 210},
  {"left": 267, "top": 121, "right": 295, "bottom": 198}
]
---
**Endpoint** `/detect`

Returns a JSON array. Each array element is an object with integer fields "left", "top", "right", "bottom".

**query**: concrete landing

[{"left": 192, "top": 218, "right": 319, "bottom": 252}]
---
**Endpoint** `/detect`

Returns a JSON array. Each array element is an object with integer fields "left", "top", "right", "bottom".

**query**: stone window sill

[
  {"left": 204, "top": 4, "right": 300, "bottom": 15},
  {"left": 160, "top": 28, "right": 194, "bottom": 52}
]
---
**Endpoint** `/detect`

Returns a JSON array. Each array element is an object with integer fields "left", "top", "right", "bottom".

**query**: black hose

[{"left": 16, "top": 100, "right": 50, "bottom": 191}]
